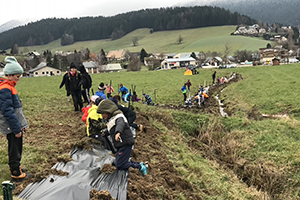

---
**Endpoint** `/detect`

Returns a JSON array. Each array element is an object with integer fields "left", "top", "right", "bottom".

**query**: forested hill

[{"left": 0, "top": 6, "right": 256, "bottom": 50}]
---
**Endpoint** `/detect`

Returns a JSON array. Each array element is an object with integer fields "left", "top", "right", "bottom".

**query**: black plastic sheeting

[{"left": 18, "top": 144, "right": 128, "bottom": 200}]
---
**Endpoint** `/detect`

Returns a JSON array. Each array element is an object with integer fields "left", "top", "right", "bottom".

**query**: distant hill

[
  {"left": 18, "top": 26, "right": 274, "bottom": 55},
  {"left": 0, "top": 20, "right": 28, "bottom": 33},
  {"left": 0, "top": 6, "right": 256, "bottom": 50},
  {"left": 184, "top": 0, "right": 300, "bottom": 26}
]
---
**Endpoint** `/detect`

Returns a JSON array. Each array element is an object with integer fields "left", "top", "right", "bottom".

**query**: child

[
  {"left": 106, "top": 84, "right": 114, "bottom": 98},
  {"left": 86, "top": 97, "right": 105, "bottom": 138},
  {"left": 186, "top": 79, "right": 192, "bottom": 91},
  {"left": 97, "top": 100, "right": 147, "bottom": 175},
  {"left": 143, "top": 93, "right": 153, "bottom": 105},
  {"left": 131, "top": 91, "right": 142, "bottom": 102},
  {"left": 111, "top": 95, "right": 145, "bottom": 135},
  {"left": 0, "top": 56, "right": 29, "bottom": 181},
  {"left": 118, "top": 83, "right": 129, "bottom": 102},
  {"left": 181, "top": 83, "right": 187, "bottom": 101},
  {"left": 95, "top": 82, "right": 107, "bottom": 99},
  {"left": 81, "top": 95, "right": 99, "bottom": 124}
]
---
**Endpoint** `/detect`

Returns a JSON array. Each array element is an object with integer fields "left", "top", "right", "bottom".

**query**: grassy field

[
  {"left": 16, "top": 26, "right": 274, "bottom": 55},
  {"left": 1, "top": 64, "right": 300, "bottom": 199}
]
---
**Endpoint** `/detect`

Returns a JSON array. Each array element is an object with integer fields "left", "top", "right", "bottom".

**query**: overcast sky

[{"left": 0, "top": 0, "right": 201, "bottom": 25}]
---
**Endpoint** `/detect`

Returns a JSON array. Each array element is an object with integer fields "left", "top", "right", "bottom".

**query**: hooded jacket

[
  {"left": 97, "top": 100, "right": 134, "bottom": 148},
  {"left": 78, "top": 65, "right": 92, "bottom": 89},
  {"left": 0, "top": 78, "right": 28, "bottom": 135},
  {"left": 86, "top": 105, "right": 103, "bottom": 137}
]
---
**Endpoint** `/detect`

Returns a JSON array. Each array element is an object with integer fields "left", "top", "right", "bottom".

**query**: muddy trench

[{"left": 149, "top": 73, "right": 291, "bottom": 199}]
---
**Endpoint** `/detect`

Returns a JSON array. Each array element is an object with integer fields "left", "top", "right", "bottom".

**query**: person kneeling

[{"left": 97, "top": 100, "right": 147, "bottom": 176}]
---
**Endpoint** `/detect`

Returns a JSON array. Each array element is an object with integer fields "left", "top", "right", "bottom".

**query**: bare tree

[
  {"left": 223, "top": 42, "right": 232, "bottom": 65},
  {"left": 177, "top": 35, "right": 183, "bottom": 44},
  {"left": 132, "top": 37, "right": 138, "bottom": 46},
  {"left": 127, "top": 54, "right": 141, "bottom": 71}
]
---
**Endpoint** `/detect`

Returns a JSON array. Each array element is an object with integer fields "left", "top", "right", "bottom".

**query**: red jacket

[{"left": 81, "top": 106, "right": 92, "bottom": 125}]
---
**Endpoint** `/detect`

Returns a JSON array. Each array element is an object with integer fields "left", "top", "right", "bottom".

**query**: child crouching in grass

[{"left": 97, "top": 99, "right": 147, "bottom": 175}]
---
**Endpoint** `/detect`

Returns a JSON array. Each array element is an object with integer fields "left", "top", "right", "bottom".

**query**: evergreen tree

[
  {"left": 10, "top": 44, "right": 19, "bottom": 55},
  {"left": 52, "top": 54, "right": 59, "bottom": 69},
  {"left": 140, "top": 48, "right": 148, "bottom": 63},
  {"left": 46, "top": 55, "right": 53, "bottom": 68},
  {"left": 190, "top": 52, "right": 196, "bottom": 59}
]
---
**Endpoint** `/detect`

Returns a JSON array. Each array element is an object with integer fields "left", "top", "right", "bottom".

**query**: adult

[
  {"left": 65, "top": 62, "right": 83, "bottom": 112},
  {"left": 118, "top": 83, "right": 129, "bottom": 102},
  {"left": 59, "top": 71, "right": 71, "bottom": 102},
  {"left": 97, "top": 100, "right": 147, "bottom": 176},
  {"left": 212, "top": 71, "right": 217, "bottom": 84},
  {"left": 95, "top": 82, "right": 107, "bottom": 99},
  {"left": 78, "top": 64, "right": 92, "bottom": 103},
  {"left": 0, "top": 56, "right": 29, "bottom": 181}
]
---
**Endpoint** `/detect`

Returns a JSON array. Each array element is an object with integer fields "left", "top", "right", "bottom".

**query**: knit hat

[
  {"left": 97, "top": 99, "right": 119, "bottom": 114},
  {"left": 94, "top": 97, "right": 104, "bottom": 106},
  {"left": 90, "top": 95, "right": 99, "bottom": 102},
  {"left": 4, "top": 56, "right": 24, "bottom": 75},
  {"left": 98, "top": 82, "right": 106, "bottom": 90},
  {"left": 70, "top": 62, "right": 76, "bottom": 69}
]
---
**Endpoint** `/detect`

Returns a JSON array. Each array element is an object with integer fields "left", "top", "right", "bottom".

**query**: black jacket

[
  {"left": 108, "top": 116, "right": 135, "bottom": 149},
  {"left": 78, "top": 65, "right": 92, "bottom": 89},
  {"left": 59, "top": 73, "right": 70, "bottom": 91},
  {"left": 66, "top": 72, "right": 81, "bottom": 91}
]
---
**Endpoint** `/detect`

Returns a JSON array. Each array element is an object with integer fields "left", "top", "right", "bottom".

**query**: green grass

[
  {"left": 16, "top": 26, "right": 275, "bottom": 55},
  {"left": 1, "top": 63, "right": 300, "bottom": 198}
]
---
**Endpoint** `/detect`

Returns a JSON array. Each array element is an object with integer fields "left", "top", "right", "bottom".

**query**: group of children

[
  {"left": 80, "top": 83, "right": 149, "bottom": 176},
  {"left": 0, "top": 58, "right": 149, "bottom": 183},
  {"left": 181, "top": 79, "right": 210, "bottom": 107}
]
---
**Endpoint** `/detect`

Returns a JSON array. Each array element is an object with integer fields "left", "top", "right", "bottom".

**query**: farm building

[
  {"left": 106, "top": 50, "right": 126, "bottom": 61},
  {"left": 83, "top": 61, "right": 122, "bottom": 73},
  {"left": 259, "top": 46, "right": 289, "bottom": 64},
  {"left": 83, "top": 61, "right": 98, "bottom": 74},
  {"left": 28, "top": 62, "right": 61, "bottom": 77},
  {"left": 99, "top": 63, "right": 122, "bottom": 73},
  {"left": 160, "top": 57, "right": 196, "bottom": 69}
]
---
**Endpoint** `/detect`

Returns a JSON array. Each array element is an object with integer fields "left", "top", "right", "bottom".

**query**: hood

[
  {"left": 88, "top": 105, "right": 98, "bottom": 114},
  {"left": 97, "top": 99, "right": 122, "bottom": 117},
  {"left": 78, "top": 65, "right": 86, "bottom": 73}
]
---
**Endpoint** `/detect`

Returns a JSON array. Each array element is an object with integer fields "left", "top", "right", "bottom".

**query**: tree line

[{"left": 0, "top": 6, "right": 256, "bottom": 50}]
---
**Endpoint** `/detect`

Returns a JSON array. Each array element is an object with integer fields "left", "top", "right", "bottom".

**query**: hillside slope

[
  {"left": 186, "top": 0, "right": 300, "bottom": 25},
  {"left": 18, "top": 26, "right": 273, "bottom": 55}
]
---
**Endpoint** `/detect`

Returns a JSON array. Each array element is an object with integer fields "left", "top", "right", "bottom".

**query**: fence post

[{"left": 2, "top": 181, "right": 15, "bottom": 200}]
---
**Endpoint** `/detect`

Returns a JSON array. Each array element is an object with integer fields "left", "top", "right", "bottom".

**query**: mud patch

[
  {"left": 100, "top": 164, "right": 116, "bottom": 174},
  {"left": 90, "top": 189, "right": 114, "bottom": 200}
]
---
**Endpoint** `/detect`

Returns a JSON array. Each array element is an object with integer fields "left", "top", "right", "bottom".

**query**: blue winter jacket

[
  {"left": 0, "top": 78, "right": 28, "bottom": 135},
  {"left": 118, "top": 86, "right": 129, "bottom": 94},
  {"left": 95, "top": 91, "right": 107, "bottom": 99}
]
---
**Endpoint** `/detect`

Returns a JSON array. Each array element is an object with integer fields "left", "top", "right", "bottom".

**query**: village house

[
  {"left": 99, "top": 63, "right": 123, "bottom": 73},
  {"left": 160, "top": 57, "right": 196, "bottom": 69},
  {"left": 259, "top": 46, "right": 289, "bottom": 64},
  {"left": 106, "top": 50, "right": 126, "bottom": 61},
  {"left": 28, "top": 62, "right": 61, "bottom": 77},
  {"left": 83, "top": 61, "right": 123, "bottom": 73},
  {"left": 83, "top": 61, "right": 98, "bottom": 74}
]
